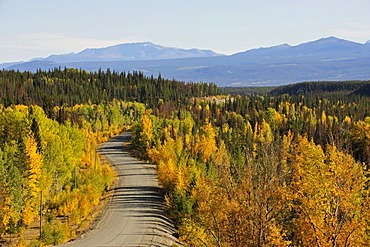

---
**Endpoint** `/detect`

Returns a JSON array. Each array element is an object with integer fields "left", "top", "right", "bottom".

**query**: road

[{"left": 60, "top": 132, "right": 181, "bottom": 247}]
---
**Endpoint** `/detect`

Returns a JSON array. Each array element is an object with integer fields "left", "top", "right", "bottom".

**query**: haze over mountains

[{"left": 2, "top": 37, "right": 370, "bottom": 86}]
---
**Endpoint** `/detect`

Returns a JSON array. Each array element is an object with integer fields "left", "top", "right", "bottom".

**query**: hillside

[
  {"left": 352, "top": 83, "right": 370, "bottom": 97},
  {"left": 270, "top": 80, "right": 370, "bottom": 96}
]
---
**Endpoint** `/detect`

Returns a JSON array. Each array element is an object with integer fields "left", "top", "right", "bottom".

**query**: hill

[
  {"left": 270, "top": 80, "right": 370, "bottom": 96},
  {"left": 351, "top": 83, "right": 370, "bottom": 97}
]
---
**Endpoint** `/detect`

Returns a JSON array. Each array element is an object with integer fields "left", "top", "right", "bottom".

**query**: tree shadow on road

[{"left": 100, "top": 132, "right": 182, "bottom": 246}]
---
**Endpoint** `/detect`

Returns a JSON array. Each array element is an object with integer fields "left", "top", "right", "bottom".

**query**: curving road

[{"left": 60, "top": 132, "right": 181, "bottom": 247}]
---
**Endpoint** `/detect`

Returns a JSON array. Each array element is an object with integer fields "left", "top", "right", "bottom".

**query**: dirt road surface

[{"left": 60, "top": 132, "right": 181, "bottom": 247}]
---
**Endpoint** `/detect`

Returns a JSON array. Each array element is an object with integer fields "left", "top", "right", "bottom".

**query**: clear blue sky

[{"left": 1, "top": 0, "right": 370, "bottom": 63}]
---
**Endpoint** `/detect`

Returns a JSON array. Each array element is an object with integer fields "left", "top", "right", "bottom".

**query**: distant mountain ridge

[
  {"left": 2, "top": 37, "right": 370, "bottom": 86},
  {"left": 42, "top": 42, "right": 221, "bottom": 63},
  {"left": 230, "top": 36, "right": 370, "bottom": 64}
]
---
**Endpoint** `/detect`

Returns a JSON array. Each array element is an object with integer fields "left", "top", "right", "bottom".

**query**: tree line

[{"left": 0, "top": 68, "right": 219, "bottom": 110}]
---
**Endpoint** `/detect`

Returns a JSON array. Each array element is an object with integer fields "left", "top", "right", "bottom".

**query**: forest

[
  {"left": 132, "top": 91, "right": 370, "bottom": 246},
  {"left": 0, "top": 100, "right": 147, "bottom": 245},
  {"left": 0, "top": 68, "right": 370, "bottom": 246},
  {"left": 0, "top": 68, "right": 218, "bottom": 246}
]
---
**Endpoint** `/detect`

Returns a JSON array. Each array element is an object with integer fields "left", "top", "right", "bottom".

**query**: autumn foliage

[
  {"left": 0, "top": 68, "right": 369, "bottom": 246},
  {"left": 0, "top": 101, "right": 145, "bottom": 245},
  {"left": 132, "top": 94, "right": 370, "bottom": 246}
]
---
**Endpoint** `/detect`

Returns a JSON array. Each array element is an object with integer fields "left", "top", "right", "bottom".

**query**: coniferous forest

[{"left": 0, "top": 68, "right": 370, "bottom": 246}]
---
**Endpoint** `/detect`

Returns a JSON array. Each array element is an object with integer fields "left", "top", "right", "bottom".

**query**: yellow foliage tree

[
  {"left": 351, "top": 120, "right": 370, "bottom": 165},
  {"left": 141, "top": 115, "right": 153, "bottom": 149},
  {"left": 178, "top": 217, "right": 209, "bottom": 246},
  {"left": 149, "top": 137, "right": 178, "bottom": 192},
  {"left": 0, "top": 186, "right": 11, "bottom": 234},
  {"left": 290, "top": 136, "right": 368, "bottom": 246},
  {"left": 195, "top": 176, "right": 228, "bottom": 246},
  {"left": 196, "top": 137, "right": 290, "bottom": 247},
  {"left": 197, "top": 123, "right": 217, "bottom": 163},
  {"left": 23, "top": 135, "right": 42, "bottom": 227}
]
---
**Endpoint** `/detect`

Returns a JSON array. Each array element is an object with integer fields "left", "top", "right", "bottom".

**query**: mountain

[
  {"left": 230, "top": 36, "right": 369, "bottom": 64},
  {"left": 2, "top": 37, "right": 370, "bottom": 86},
  {"left": 42, "top": 42, "right": 221, "bottom": 63}
]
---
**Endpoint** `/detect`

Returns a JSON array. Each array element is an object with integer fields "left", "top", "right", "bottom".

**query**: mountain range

[
  {"left": 42, "top": 42, "right": 220, "bottom": 63},
  {"left": 2, "top": 37, "right": 370, "bottom": 86}
]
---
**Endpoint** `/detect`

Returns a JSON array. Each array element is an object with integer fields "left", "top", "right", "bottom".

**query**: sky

[{"left": 1, "top": 0, "right": 370, "bottom": 63}]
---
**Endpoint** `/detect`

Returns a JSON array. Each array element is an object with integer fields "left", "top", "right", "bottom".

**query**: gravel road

[{"left": 60, "top": 132, "right": 181, "bottom": 247}]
